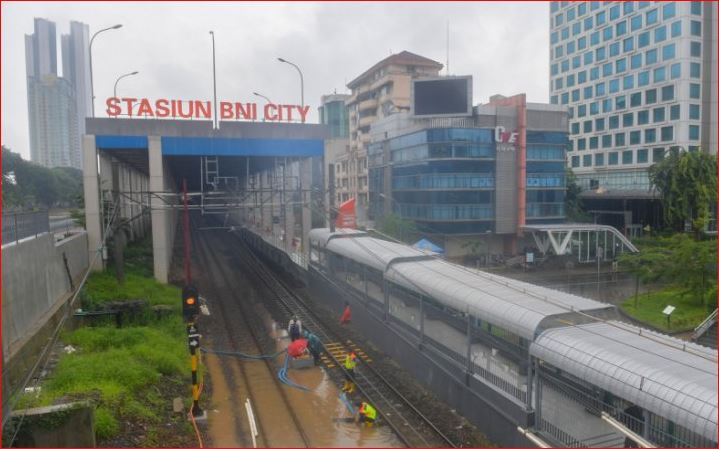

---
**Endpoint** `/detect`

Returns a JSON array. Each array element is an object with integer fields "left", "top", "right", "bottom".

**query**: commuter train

[{"left": 308, "top": 228, "right": 718, "bottom": 448}]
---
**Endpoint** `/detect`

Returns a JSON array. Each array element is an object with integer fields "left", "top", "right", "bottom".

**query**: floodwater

[{"left": 205, "top": 300, "right": 402, "bottom": 447}]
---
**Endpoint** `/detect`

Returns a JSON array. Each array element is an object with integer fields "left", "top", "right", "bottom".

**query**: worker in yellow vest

[
  {"left": 341, "top": 351, "right": 357, "bottom": 394},
  {"left": 355, "top": 400, "right": 377, "bottom": 426}
]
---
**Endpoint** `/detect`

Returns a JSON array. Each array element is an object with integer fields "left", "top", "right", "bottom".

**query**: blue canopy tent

[{"left": 412, "top": 238, "right": 445, "bottom": 255}]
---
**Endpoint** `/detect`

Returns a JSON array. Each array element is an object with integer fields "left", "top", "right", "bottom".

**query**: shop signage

[
  {"left": 494, "top": 126, "right": 518, "bottom": 152},
  {"left": 105, "top": 97, "right": 310, "bottom": 123}
]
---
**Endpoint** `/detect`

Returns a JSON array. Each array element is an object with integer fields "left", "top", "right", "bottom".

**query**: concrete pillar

[
  {"left": 149, "top": 136, "right": 169, "bottom": 283},
  {"left": 82, "top": 135, "right": 103, "bottom": 271},
  {"left": 300, "top": 157, "right": 312, "bottom": 255}
]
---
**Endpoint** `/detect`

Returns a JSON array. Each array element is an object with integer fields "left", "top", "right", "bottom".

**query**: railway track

[
  {"left": 191, "top": 219, "right": 312, "bottom": 447},
  {"left": 231, "top": 230, "right": 457, "bottom": 448}
]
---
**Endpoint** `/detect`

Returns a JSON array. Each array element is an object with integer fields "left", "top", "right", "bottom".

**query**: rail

[{"left": 236, "top": 233, "right": 456, "bottom": 448}]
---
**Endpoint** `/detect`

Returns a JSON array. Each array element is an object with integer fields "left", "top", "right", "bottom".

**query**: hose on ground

[{"left": 278, "top": 352, "right": 312, "bottom": 392}]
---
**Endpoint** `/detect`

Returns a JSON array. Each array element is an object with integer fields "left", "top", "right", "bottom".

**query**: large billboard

[{"left": 411, "top": 76, "right": 472, "bottom": 118}]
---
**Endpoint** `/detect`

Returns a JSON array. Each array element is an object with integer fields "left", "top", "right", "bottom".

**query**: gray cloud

[{"left": 1, "top": 1, "right": 549, "bottom": 159}]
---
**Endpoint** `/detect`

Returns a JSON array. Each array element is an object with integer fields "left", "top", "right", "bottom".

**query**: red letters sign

[{"left": 105, "top": 97, "right": 311, "bottom": 123}]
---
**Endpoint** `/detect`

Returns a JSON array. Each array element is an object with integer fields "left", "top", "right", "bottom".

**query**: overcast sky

[{"left": 2, "top": 1, "right": 549, "bottom": 160}]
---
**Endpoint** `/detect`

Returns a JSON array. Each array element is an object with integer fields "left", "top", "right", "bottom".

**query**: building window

[
  {"left": 691, "top": 1, "right": 702, "bottom": 15},
  {"left": 615, "top": 132, "right": 626, "bottom": 146},
  {"left": 646, "top": 8, "right": 658, "bottom": 25},
  {"left": 589, "top": 136, "right": 599, "bottom": 149},
  {"left": 616, "top": 95, "right": 626, "bottom": 109},
  {"left": 591, "top": 31, "right": 601, "bottom": 46},
  {"left": 623, "top": 112, "right": 634, "bottom": 127},
  {"left": 630, "top": 92, "right": 642, "bottom": 107},
  {"left": 638, "top": 71, "right": 650, "bottom": 86},
  {"left": 624, "top": 2, "right": 634, "bottom": 14},
  {"left": 596, "top": 10, "right": 606, "bottom": 25},
  {"left": 638, "top": 31, "right": 650, "bottom": 48},
  {"left": 578, "top": 104, "right": 586, "bottom": 117},
  {"left": 578, "top": 138, "right": 587, "bottom": 150},
  {"left": 596, "top": 117, "right": 605, "bottom": 131},
  {"left": 622, "top": 150, "right": 634, "bottom": 164},
  {"left": 573, "top": 55, "right": 581, "bottom": 69},
  {"left": 609, "top": 115, "right": 619, "bottom": 129},
  {"left": 631, "top": 54, "right": 642, "bottom": 70},
  {"left": 689, "top": 125, "right": 700, "bottom": 140},
  {"left": 578, "top": 70, "right": 587, "bottom": 83},
  {"left": 691, "top": 20, "right": 702, "bottom": 36},
  {"left": 670, "top": 104, "right": 680, "bottom": 120},
  {"left": 654, "top": 66, "right": 665, "bottom": 82},
  {"left": 653, "top": 107, "right": 665, "bottom": 122},
  {"left": 583, "top": 155, "right": 592, "bottom": 167},
  {"left": 670, "top": 63, "right": 681, "bottom": 79},
  {"left": 610, "top": 42, "right": 620, "bottom": 57},
  {"left": 646, "top": 89, "right": 657, "bottom": 104},
  {"left": 631, "top": 15, "right": 642, "bottom": 31},
  {"left": 616, "top": 58, "right": 627, "bottom": 73},
  {"left": 609, "top": 79, "right": 620, "bottom": 93},
  {"left": 638, "top": 110, "right": 649, "bottom": 124},
  {"left": 671, "top": 20, "right": 681, "bottom": 37},
  {"left": 610, "top": 4, "right": 620, "bottom": 20},
  {"left": 561, "top": 92, "right": 569, "bottom": 104},
  {"left": 691, "top": 42, "right": 702, "bottom": 57},
  {"left": 555, "top": 45, "right": 564, "bottom": 58},
  {"left": 555, "top": 78, "right": 563, "bottom": 89},
  {"left": 584, "top": 120, "right": 592, "bottom": 132},
  {"left": 653, "top": 148, "right": 666, "bottom": 162},
  {"left": 654, "top": 25, "right": 667, "bottom": 43},
  {"left": 590, "top": 102, "right": 599, "bottom": 115},
  {"left": 572, "top": 89, "right": 581, "bottom": 102},
  {"left": 616, "top": 20, "right": 627, "bottom": 36},
  {"left": 578, "top": 36, "right": 587, "bottom": 50},
  {"left": 623, "top": 75, "right": 634, "bottom": 90},
  {"left": 661, "top": 85, "right": 674, "bottom": 101},
  {"left": 623, "top": 37, "right": 634, "bottom": 52},
  {"left": 585, "top": 16, "right": 594, "bottom": 30},
  {"left": 578, "top": 2, "right": 587, "bottom": 15},
  {"left": 595, "top": 153, "right": 604, "bottom": 166},
  {"left": 630, "top": 130, "right": 641, "bottom": 144},
  {"left": 689, "top": 104, "right": 700, "bottom": 120},
  {"left": 571, "top": 122, "right": 580, "bottom": 134},
  {"left": 637, "top": 149, "right": 649, "bottom": 163},
  {"left": 603, "top": 26, "right": 613, "bottom": 42},
  {"left": 690, "top": 62, "right": 701, "bottom": 78},
  {"left": 689, "top": 83, "right": 700, "bottom": 99},
  {"left": 590, "top": 67, "right": 599, "bottom": 80},
  {"left": 602, "top": 134, "right": 612, "bottom": 148},
  {"left": 644, "top": 128, "right": 656, "bottom": 143},
  {"left": 609, "top": 152, "right": 619, "bottom": 165},
  {"left": 596, "top": 46, "right": 605, "bottom": 60},
  {"left": 662, "top": 2, "right": 676, "bottom": 19},
  {"left": 584, "top": 51, "right": 594, "bottom": 65},
  {"left": 603, "top": 98, "right": 613, "bottom": 113},
  {"left": 571, "top": 155, "right": 580, "bottom": 167},
  {"left": 596, "top": 82, "right": 605, "bottom": 96},
  {"left": 662, "top": 43, "right": 676, "bottom": 60},
  {"left": 603, "top": 63, "right": 613, "bottom": 77},
  {"left": 660, "top": 126, "right": 674, "bottom": 142},
  {"left": 646, "top": 49, "right": 657, "bottom": 64}
]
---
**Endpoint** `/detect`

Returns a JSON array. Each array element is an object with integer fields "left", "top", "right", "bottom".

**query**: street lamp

[
  {"left": 253, "top": 92, "right": 273, "bottom": 104},
  {"left": 113, "top": 71, "right": 139, "bottom": 98},
  {"left": 89, "top": 24, "right": 123, "bottom": 117},
  {"left": 209, "top": 31, "right": 218, "bottom": 129},
  {"left": 277, "top": 57, "right": 304, "bottom": 109}
]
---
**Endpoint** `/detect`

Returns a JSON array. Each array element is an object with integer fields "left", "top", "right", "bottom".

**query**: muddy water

[{"left": 205, "top": 296, "right": 402, "bottom": 447}]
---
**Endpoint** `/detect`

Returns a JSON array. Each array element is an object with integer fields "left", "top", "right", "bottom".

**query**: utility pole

[
  {"left": 210, "top": 31, "right": 218, "bottom": 129},
  {"left": 329, "top": 163, "right": 336, "bottom": 232}
]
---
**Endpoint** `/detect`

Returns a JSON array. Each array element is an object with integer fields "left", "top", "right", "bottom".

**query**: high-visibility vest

[
  {"left": 360, "top": 402, "right": 376, "bottom": 420},
  {"left": 344, "top": 354, "right": 356, "bottom": 370}
]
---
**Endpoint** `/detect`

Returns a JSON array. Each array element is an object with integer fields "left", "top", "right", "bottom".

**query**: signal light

[{"left": 182, "top": 285, "right": 200, "bottom": 322}]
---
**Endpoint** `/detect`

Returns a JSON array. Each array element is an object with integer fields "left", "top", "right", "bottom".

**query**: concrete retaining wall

[{"left": 2, "top": 232, "right": 88, "bottom": 358}]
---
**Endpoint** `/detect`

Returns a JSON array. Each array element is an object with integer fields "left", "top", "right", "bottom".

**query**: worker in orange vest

[{"left": 340, "top": 302, "right": 351, "bottom": 325}]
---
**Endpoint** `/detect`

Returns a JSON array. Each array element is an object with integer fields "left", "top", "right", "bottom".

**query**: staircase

[{"left": 692, "top": 309, "right": 718, "bottom": 349}]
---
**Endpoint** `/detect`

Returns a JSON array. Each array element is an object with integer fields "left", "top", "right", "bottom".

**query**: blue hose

[
  {"left": 278, "top": 352, "right": 312, "bottom": 392},
  {"left": 201, "top": 347, "right": 284, "bottom": 360}
]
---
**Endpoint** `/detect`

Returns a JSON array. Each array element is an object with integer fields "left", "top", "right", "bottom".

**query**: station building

[{"left": 368, "top": 93, "right": 569, "bottom": 260}]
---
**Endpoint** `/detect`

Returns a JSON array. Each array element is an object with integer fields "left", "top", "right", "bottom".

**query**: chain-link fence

[{"left": 2, "top": 210, "right": 50, "bottom": 245}]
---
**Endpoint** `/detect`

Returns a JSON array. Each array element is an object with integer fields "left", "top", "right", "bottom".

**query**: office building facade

[
  {"left": 62, "top": 21, "right": 92, "bottom": 147},
  {"left": 341, "top": 51, "right": 443, "bottom": 220},
  {"left": 319, "top": 93, "right": 350, "bottom": 139},
  {"left": 549, "top": 1, "right": 717, "bottom": 230},
  {"left": 368, "top": 94, "right": 568, "bottom": 258}
]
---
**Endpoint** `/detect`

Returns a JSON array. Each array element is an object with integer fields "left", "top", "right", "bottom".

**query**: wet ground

[{"left": 192, "top": 225, "right": 401, "bottom": 447}]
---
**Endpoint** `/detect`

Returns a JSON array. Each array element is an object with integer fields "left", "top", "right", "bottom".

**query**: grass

[
  {"left": 620, "top": 287, "right": 713, "bottom": 332},
  {"left": 15, "top": 237, "right": 192, "bottom": 443}
]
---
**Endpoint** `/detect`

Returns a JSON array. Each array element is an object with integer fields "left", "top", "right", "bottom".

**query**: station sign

[{"left": 105, "top": 97, "right": 311, "bottom": 123}]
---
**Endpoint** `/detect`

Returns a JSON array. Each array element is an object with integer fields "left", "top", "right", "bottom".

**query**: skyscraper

[
  {"left": 25, "top": 18, "right": 89, "bottom": 169},
  {"left": 549, "top": 1, "right": 717, "bottom": 230},
  {"left": 318, "top": 93, "right": 350, "bottom": 139},
  {"left": 62, "top": 21, "right": 92, "bottom": 144}
]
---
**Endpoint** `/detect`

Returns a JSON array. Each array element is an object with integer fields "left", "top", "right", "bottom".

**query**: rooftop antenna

[{"left": 446, "top": 20, "right": 450, "bottom": 76}]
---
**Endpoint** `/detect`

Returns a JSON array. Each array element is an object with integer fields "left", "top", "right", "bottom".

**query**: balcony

[
  {"left": 358, "top": 98, "right": 378, "bottom": 111},
  {"left": 359, "top": 115, "right": 375, "bottom": 128}
]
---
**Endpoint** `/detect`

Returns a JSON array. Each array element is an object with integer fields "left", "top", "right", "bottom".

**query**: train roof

[
  {"left": 326, "top": 234, "right": 431, "bottom": 272},
  {"left": 385, "top": 258, "right": 615, "bottom": 340},
  {"left": 531, "top": 321, "right": 718, "bottom": 443},
  {"left": 308, "top": 228, "right": 367, "bottom": 246}
]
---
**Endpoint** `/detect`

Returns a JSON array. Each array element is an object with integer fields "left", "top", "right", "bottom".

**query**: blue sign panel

[{"left": 161, "top": 137, "right": 323, "bottom": 157}]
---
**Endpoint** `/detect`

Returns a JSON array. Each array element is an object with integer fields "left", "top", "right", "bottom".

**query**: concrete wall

[
  {"left": 2, "top": 232, "right": 88, "bottom": 358},
  {"left": 149, "top": 136, "right": 178, "bottom": 283}
]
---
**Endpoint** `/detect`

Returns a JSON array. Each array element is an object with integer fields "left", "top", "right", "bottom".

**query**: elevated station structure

[{"left": 83, "top": 118, "right": 328, "bottom": 282}]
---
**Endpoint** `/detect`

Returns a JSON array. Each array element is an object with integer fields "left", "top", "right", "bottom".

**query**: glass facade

[
  {"left": 550, "top": 1, "right": 711, "bottom": 191},
  {"left": 369, "top": 127, "right": 567, "bottom": 234},
  {"left": 319, "top": 97, "right": 349, "bottom": 138}
]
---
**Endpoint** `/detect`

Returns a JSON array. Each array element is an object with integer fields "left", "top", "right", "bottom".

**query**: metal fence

[{"left": 2, "top": 210, "right": 50, "bottom": 245}]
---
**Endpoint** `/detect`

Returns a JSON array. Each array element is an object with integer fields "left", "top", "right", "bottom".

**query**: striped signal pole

[{"left": 187, "top": 320, "right": 203, "bottom": 416}]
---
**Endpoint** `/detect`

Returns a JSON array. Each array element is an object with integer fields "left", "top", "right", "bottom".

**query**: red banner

[{"left": 335, "top": 198, "right": 357, "bottom": 229}]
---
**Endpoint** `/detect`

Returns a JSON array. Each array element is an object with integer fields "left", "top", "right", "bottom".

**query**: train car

[{"left": 307, "top": 228, "right": 718, "bottom": 448}]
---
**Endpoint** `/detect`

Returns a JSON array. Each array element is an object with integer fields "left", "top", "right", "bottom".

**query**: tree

[
  {"left": 564, "top": 168, "right": 590, "bottom": 222},
  {"left": 649, "top": 150, "right": 718, "bottom": 233},
  {"left": 378, "top": 213, "right": 418, "bottom": 243}
]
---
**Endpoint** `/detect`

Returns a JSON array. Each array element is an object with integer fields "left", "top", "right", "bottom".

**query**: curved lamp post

[{"left": 89, "top": 24, "right": 123, "bottom": 117}]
